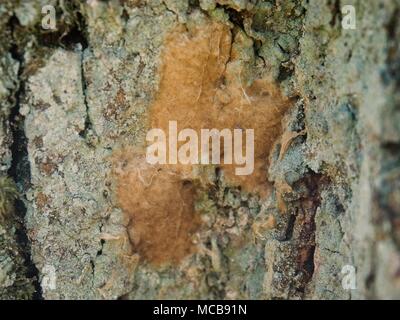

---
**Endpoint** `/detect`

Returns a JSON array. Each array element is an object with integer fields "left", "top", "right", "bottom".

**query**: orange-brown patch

[
  {"left": 113, "top": 149, "right": 201, "bottom": 266},
  {"left": 149, "top": 21, "right": 291, "bottom": 195},
  {"left": 112, "top": 20, "right": 292, "bottom": 266}
]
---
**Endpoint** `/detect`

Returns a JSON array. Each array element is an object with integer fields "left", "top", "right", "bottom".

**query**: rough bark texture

[{"left": 0, "top": 0, "right": 399, "bottom": 299}]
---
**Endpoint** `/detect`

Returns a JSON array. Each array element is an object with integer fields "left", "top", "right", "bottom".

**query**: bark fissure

[{"left": 7, "top": 15, "right": 42, "bottom": 300}]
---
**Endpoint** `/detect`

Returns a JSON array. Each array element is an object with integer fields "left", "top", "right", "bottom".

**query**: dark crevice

[
  {"left": 7, "top": 15, "right": 43, "bottom": 300},
  {"left": 60, "top": 26, "right": 88, "bottom": 50},
  {"left": 302, "top": 245, "right": 316, "bottom": 280},
  {"left": 39, "top": 2, "right": 88, "bottom": 51},
  {"left": 117, "top": 293, "right": 130, "bottom": 300},
  {"left": 72, "top": 13, "right": 96, "bottom": 145},
  {"left": 297, "top": 174, "right": 327, "bottom": 291},
  {"left": 224, "top": 7, "right": 246, "bottom": 30},
  {"left": 365, "top": 241, "right": 377, "bottom": 298},
  {"left": 384, "top": 8, "right": 400, "bottom": 88},
  {"left": 281, "top": 213, "right": 296, "bottom": 241},
  {"left": 277, "top": 63, "right": 294, "bottom": 82},
  {"left": 188, "top": 0, "right": 200, "bottom": 11},
  {"left": 121, "top": 8, "right": 130, "bottom": 25},
  {"left": 283, "top": 173, "right": 329, "bottom": 297},
  {"left": 61, "top": 11, "right": 88, "bottom": 49},
  {"left": 79, "top": 49, "right": 95, "bottom": 143},
  {"left": 329, "top": 0, "right": 342, "bottom": 28},
  {"left": 12, "top": 200, "right": 42, "bottom": 300},
  {"left": 97, "top": 239, "right": 105, "bottom": 257}
]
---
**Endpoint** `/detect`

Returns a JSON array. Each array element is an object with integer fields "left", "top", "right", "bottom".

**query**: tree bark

[{"left": 0, "top": 0, "right": 399, "bottom": 299}]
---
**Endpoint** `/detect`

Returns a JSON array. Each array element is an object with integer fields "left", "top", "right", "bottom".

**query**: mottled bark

[{"left": 0, "top": 0, "right": 399, "bottom": 300}]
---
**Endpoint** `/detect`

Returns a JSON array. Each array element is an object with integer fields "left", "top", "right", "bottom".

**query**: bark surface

[{"left": 0, "top": 0, "right": 399, "bottom": 299}]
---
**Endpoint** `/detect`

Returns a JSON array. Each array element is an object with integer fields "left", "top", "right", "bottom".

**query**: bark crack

[
  {"left": 78, "top": 48, "right": 96, "bottom": 144},
  {"left": 7, "top": 14, "right": 42, "bottom": 300}
]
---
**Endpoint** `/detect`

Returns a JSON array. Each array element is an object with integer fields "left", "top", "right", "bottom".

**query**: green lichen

[
  {"left": 0, "top": 176, "right": 35, "bottom": 300},
  {"left": 0, "top": 176, "right": 18, "bottom": 221}
]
